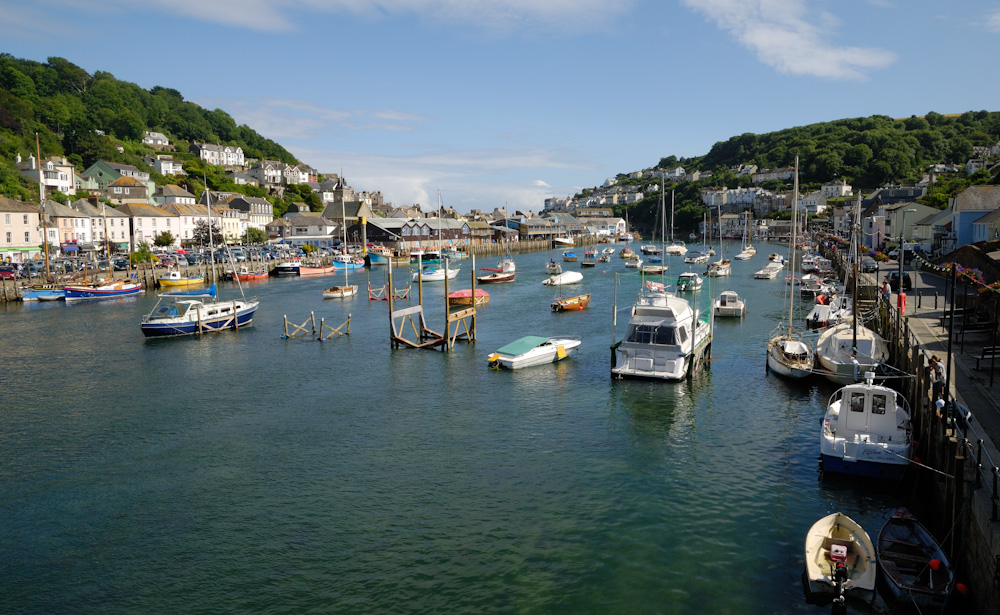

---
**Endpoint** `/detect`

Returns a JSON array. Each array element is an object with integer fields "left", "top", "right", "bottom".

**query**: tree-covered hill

[
  {"left": 606, "top": 111, "right": 1000, "bottom": 237},
  {"left": 0, "top": 54, "right": 299, "bottom": 201}
]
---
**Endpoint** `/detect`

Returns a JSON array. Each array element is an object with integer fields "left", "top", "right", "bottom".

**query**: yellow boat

[{"left": 158, "top": 270, "right": 206, "bottom": 288}]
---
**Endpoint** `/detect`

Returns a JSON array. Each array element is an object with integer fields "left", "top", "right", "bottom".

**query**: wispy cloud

[
  {"left": 292, "top": 145, "right": 592, "bottom": 210},
  {"left": 987, "top": 8, "right": 1000, "bottom": 32},
  {"left": 126, "top": 0, "right": 632, "bottom": 33},
  {"left": 198, "top": 96, "right": 431, "bottom": 141},
  {"left": 680, "top": 0, "right": 895, "bottom": 80}
]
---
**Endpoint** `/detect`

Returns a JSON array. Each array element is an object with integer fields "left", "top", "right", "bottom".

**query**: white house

[
  {"left": 142, "top": 131, "right": 170, "bottom": 148},
  {"left": 190, "top": 142, "right": 245, "bottom": 167},
  {"left": 821, "top": 180, "right": 852, "bottom": 199},
  {"left": 17, "top": 154, "right": 76, "bottom": 196}
]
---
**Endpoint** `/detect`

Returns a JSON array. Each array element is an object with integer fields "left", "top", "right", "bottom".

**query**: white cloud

[
  {"left": 129, "top": 0, "right": 632, "bottom": 33},
  {"left": 987, "top": 9, "right": 1000, "bottom": 32},
  {"left": 197, "top": 96, "right": 430, "bottom": 142},
  {"left": 680, "top": 0, "right": 895, "bottom": 80},
  {"left": 291, "top": 145, "right": 591, "bottom": 211}
]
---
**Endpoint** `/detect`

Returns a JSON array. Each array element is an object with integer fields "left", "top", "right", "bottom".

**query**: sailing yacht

[
  {"left": 766, "top": 157, "right": 814, "bottom": 378},
  {"left": 662, "top": 189, "right": 687, "bottom": 255},
  {"left": 641, "top": 180, "right": 669, "bottom": 275},
  {"left": 141, "top": 187, "right": 259, "bottom": 337},
  {"left": 814, "top": 195, "right": 888, "bottom": 385},
  {"left": 324, "top": 203, "right": 359, "bottom": 298},
  {"left": 734, "top": 212, "right": 755, "bottom": 260}
]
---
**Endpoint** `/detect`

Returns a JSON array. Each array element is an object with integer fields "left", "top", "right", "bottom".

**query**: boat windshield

[
  {"left": 626, "top": 324, "right": 680, "bottom": 347},
  {"left": 150, "top": 304, "right": 180, "bottom": 320}
]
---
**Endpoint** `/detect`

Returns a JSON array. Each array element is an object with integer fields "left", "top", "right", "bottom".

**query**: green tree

[
  {"left": 131, "top": 241, "right": 157, "bottom": 264},
  {"left": 244, "top": 227, "right": 267, "bottom": 244},
  {"left": 191, "top": 219, "right": 223, "bottom": 246},
  {"left": 153, "top": 231, "right": 175, "bottom": 247}
]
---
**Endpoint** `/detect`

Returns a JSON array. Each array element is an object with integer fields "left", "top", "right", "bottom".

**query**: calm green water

[{"left": 2, "top": 243, "right": 909, "bottom": 614}]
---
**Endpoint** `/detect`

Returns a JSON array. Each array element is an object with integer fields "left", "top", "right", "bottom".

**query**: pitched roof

[
  {"left": 0, "top": 195, "right": 38, "bottom": 213},
  {"left": 108, "top": 176, "right": 146, "bottom": 187},
  {"left": 116, "top": 203, "right": 176, "bottom": 217}
]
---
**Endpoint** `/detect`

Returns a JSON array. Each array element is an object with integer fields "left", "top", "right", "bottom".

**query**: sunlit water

[{"left": 2, "top": 242, "right": 914, "bottom": 614}]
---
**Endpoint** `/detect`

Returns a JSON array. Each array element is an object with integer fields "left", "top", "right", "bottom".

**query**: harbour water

[{"left": 3, "top": 243, "right": 915, "bottom": 614}]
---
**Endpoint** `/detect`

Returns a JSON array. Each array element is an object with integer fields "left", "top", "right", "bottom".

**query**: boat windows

[
  {"left": 626, "top": 324, "right": 679, "bottom": 347},
  {"left": 850, "top": 393, "right": 865, "bottom": 413},
  {"left": 151, "top": 305, "right": 179, "bottom": 319},
  {"left": 871, "top": 394, "right": 887, "bottom": 415}
]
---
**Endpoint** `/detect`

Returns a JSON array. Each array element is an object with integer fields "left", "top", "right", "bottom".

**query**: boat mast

[
  {"left": 851, "top": 193, "right": 862, "bottom": 356},
  {"left": 670, "top": 189, "right": 675, "bottom": 245},
  {"left": 102, "top": 204, "right": 113, "bottom": 281},
  {"left": 35, "top": 133, "right": 52, "bottom": 282},
  {"left": 786, "top": 156, "right": 799, "bottom": 337},
  {"left": 342, "top": 199, "right": 349, "bottom": 287},
  {"left": 205, "top": 171, "right": 216, "bottom": 287}
]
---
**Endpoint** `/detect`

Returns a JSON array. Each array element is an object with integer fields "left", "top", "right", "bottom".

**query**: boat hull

[
  {"left": 804, "top": 512, "right": 877, "bottom": 604},
  {"left": 820, "top": 454, "right": 908, "bottom": 480},
  {"left": 65, "top": 283, "right": 143, "bottom": 301}
]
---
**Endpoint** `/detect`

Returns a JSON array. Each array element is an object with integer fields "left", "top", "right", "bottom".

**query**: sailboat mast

[
  {"left": 670, "top": 189, "right": 675, "bottom": 244},
  {"left": 851, "top": 193, "right": 862, "bottom": 355},
  {"left": 786, "top": 156, "right": 799, "bottom": 337},
  {"left": 205, "top": 172, "right": 216, "bottom": 286},
  {"left": 35, "top": 133, "right": 52, "bottom": 281}
]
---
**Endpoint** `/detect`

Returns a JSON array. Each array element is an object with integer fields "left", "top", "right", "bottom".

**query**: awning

[{"left": 61, "top": 245, "right": 79, "bottom": 252}]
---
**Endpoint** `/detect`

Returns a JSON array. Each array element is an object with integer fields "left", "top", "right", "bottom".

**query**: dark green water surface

[{"left": 2, "top": 242, "right": 905, "bottom": 614}]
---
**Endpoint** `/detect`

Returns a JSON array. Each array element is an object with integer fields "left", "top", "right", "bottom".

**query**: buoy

[
  {"left": 929, "top": 559, "right": 942, "bottom": 571},
  {"left": 955, "top": 582, "right": 968, "bottom": 595},
  {"left": 913, "top": 456, "right": 921, "bottom": 464}
]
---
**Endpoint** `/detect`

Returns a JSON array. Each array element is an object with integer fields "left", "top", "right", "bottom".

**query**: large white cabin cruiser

[{"left": 611, "top": 282, "right": 712, "bottom": 381}]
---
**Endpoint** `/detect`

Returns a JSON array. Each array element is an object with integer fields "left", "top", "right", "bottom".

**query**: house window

[
  {"left": 4, "top": 214, "right": 10, "bottom": 225},
  {"left": 152, "top": 219, "right": 156, "bottom": 227},
  {"left": 5, "top": 232, "right": 10, "bottom": 243},
  {"left": 25, "top": 231, "right": 30, "bottom": 242},
  {"left": 114, "top": 187, "right": 122, "bottom": 194},
  {"left": 23, "top": 214, "right": 29, "bottom": 224}
]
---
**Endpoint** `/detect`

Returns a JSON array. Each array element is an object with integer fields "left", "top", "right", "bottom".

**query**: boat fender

[{"left": 556, "top": 345, "right": 566, "bottom": 359}]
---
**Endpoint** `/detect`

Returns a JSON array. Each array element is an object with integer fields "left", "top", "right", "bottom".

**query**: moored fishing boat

[
  {"left": 704, "top": 259, "right": 731, "bottom": 277},
  {"left": 804, "top": 512, "right": 877, "bottom": 605},
  {"left": 713, "top": 290, "right": 745, "bottom": 317},
  {"left": 488, "top": 335, "right": 581, "bottom": 369},
  {"left": 274, "top": 259, "right": 302, "bottom": 276},
  {"left": 877, "top": 508, "right": 954, "bottom": 610},
  {"left": 234, "top": 266, "right": 268, "bottom": 281},
  {"left": 820, "top": 372, "right": 912, "bottom": 479},
  {"left": 157, "top": 269, "right": 205, "bottom": 288},
  {"left": 299, "top": 262, "right": 338, "bottom": 276}
]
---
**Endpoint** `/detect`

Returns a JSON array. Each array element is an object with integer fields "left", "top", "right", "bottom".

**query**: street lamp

[{"left": 898, "top": 208, "right": 916, "bottom": 291}]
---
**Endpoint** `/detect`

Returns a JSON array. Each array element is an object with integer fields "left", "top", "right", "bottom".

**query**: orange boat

[{"left": 551, "top": 293, "right": 590, "bottom": 312}]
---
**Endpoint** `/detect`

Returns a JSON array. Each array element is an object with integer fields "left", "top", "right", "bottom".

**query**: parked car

[
  {"left": 0, "top": 265, "right": 17, "bottom": 279},
  {"left": 886, "top": 271, "right": 912, "bottom": 292},
  {"left": 113, "top": 257, "right": 130, "bottom": 271},
  {"left": 860, "top": 257, "right": 878, "bottom": 273}
]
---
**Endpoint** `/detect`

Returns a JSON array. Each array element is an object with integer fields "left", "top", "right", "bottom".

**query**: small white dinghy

[{"left": 804, "top": 512, "right": 877, "bottom": 606}]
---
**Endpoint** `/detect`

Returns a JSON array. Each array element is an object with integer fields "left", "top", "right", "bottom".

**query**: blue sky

[{"left": 4, "top": 1, "right": 1000, "bottom": 213}]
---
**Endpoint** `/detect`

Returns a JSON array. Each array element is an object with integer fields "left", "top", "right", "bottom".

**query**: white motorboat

[
  {"left": 601, "top": 247, "right": 616, "bottom": 256},
  {"left": 768, "top": 253, "right": 785, "bottom": 264},
  {"left": 754, "top": 262, "right": 784, "bottom": 279},
  {"left": 624, "top": 255, "right": 643, "bottom": 268},
  {"left": 733, "top": 250, "right": 753, "bottom": 260},
  {"left": 274, "top": 260, "right": 302, "bottom": 276},
  {"left": 684, "top": 251, "right": 710, "bottom": 264},
  {"left": 704, "top": 259, "right": 731, "bottom": 277},
  {"left": 412, "top": 265, "right": 460, "bottom": 281},
  {"left": 804, "top": 512, "right": 877, "bottom": 605},
  {"left": 552, "top": 236, "right": 574, "bottom": 247},
  {"left": 611, "top": 281, "right": 712, "bottom": 381},
  {"left": 663, "top": 241, "right": 687, "bottom": 255},
  {"left": 805, "top": 294, "right": 851, "bottom": 330},
  {"left": 488, "top": 335, "right": 581, "bottom": 369},
  {"left": 542, "top": 271, "right": 583, "bottom": 286},
  {"left": 675, "top": 271, "right": 702, "bottom": 292},
  {"left": 713, "top": 290, "right": 745, "bottom": 317},
  {"left": 821, "top": 372, "right": 912, "bottom": 479}
]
